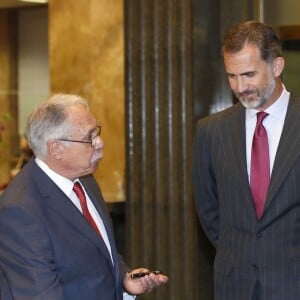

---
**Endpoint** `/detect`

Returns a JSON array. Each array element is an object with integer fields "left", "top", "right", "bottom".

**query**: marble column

[
  {"left": 0, "top": 11, "right": 18, "bottom": 186},
  {"left": 49, "top": 0, "right": 125, "bottom": 202}
]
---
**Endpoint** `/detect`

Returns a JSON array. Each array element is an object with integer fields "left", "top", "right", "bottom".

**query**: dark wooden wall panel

[{"left": 125, "top": 0, "right": 214, "bottom": 299}]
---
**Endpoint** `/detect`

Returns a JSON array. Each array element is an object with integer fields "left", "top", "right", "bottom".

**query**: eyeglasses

[{"left": 58, "top": 125, "right": 101, "bottom": 145}]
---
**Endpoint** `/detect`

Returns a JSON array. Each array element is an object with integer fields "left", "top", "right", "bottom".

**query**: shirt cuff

[{"left": 123, "top": 292, "right": 136, "bottom": 299}]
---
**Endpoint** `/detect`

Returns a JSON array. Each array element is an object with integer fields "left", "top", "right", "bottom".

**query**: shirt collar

[{"left": 35, "top": 157, "right": 77, "bottom": 197}]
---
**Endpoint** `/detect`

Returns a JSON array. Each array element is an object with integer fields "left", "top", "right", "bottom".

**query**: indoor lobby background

[{"left": 0, "top": 0, "right": 300, "bottom": 299}]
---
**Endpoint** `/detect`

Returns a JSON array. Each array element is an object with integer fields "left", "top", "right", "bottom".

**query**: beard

[{"left": 235, "top": 77, "right": 276, "bottom": 109}]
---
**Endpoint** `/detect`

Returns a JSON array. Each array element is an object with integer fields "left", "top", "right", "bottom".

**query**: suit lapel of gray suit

[
  {"left": 225, "top": 105, "right": 255, "bottom": 211},
  {"left": 226, "top": 105, "right": 248, "bottom": 182},
  {"left": 266, "top": 95, "right": 300, "bottom": 207}
]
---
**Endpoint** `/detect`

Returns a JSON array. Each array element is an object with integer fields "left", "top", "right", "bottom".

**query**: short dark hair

[{"left": 222, "top": 20, "right": 282, "bottom": 62}]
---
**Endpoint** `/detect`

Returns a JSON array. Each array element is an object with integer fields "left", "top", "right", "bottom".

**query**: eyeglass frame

[{"left": 57, "top": 125, "right": 101, "bottom": 145}]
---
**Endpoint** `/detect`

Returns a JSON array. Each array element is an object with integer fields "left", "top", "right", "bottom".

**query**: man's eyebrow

[
  {"left": 82, "top": 126, "right": 96, "bottom": 139},
  {"left": 240, "top": 71, "right": 256, "bottom": 76},
  {"left": 226, "top": 71, "right": 256, "bottom": 76}
]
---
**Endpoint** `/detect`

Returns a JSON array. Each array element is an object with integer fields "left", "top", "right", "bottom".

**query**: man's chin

[{"left": 239, "top": 98, "right": 262, "bottom": 109}]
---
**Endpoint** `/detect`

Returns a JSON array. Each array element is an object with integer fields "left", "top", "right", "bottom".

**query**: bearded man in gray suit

[{"left": 193, "top": 21, "right": 300, "bottom": 300}]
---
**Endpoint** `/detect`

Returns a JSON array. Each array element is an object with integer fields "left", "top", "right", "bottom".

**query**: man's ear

[
  {"left": 48, "top": 140, "right": 64, "bottom": 160},
  {"left": 272, "top": 56, "right": 285, "bottom": 77}
]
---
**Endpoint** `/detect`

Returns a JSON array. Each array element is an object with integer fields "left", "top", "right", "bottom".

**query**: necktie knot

[
  {"left": 256, "top": 111, "right": 268, "bottom": 126},
  {"left": 255, "top": 112, "right": 268, "bottom": 137}
]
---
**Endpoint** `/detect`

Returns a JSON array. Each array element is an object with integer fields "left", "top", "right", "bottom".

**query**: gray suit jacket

[
  {"left": 193, "top": 95, "right": 300, "bottom": 300},
  {"left": 0, "top": 159, "right": 129, "bottom": 300}
]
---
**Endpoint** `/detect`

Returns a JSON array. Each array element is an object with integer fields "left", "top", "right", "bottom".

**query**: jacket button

[{"left": 257, "top": 232, "right": 264, "bottom": 239}]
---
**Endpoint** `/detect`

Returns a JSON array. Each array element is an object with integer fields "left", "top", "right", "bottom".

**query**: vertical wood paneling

[{"left": 125, "top": 0, "right": 211, "bottom": 299}]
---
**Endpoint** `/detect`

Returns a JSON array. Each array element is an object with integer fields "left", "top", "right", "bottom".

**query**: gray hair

[{"left": 26, "top": 93, "right": 89, "bottom": 159}]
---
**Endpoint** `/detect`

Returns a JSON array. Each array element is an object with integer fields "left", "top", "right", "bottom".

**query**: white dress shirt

[{"left": 245, "top": 85, "right": 290, "bottom": 181}]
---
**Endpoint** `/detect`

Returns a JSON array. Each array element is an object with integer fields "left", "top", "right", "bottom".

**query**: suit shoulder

[
  {"left": 0, "top": 160, "right": 51, "bottom": 213},
  {"left": 289, "top": 94, "right": 300, "bottom": 106},
  {"left": 196, "top": 102, "right": 243, "bottom": 129}
]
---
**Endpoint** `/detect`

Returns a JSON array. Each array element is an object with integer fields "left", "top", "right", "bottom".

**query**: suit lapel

[
  {"left": 223, "top": 105, "right": 255, "bottom": 212},
  {"left": 226, "top": 105, "right": 248, "bottom": 182},
  {"left": 80, "top": 176, "right": 121, "bottom": 279},
  {"left": 266, "top": 96, "right": 300, "bottom": 207},
  {"left": 31, "top": 165, "right": 113, "bottom": 266},
  {"left": 80, "top": 177, "right": 120, "bottom": 261}
]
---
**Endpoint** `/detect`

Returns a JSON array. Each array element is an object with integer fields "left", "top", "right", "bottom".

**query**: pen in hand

[{"left": 130, "top": 270, "right": 162, "bottom": 279}]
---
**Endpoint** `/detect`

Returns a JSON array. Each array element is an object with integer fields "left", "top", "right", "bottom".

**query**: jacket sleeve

[
  {"left": 192, "top": 120, "right": 220, "bottom": 248},
  {"left": 0, "top": 204, "right": 64, "bottom": 300},
  {"left": 0, "top": 268, "right": 13, "bottom": 300}
]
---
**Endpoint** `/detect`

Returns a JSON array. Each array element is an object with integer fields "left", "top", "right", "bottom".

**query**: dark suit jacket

[
  {"left": 193, "top": 95, "right": 300, "bottom": 300},
  {"left": 0, "top": 268, "right": 13, "bottom": 300},
  {"left": 0, "top": 158, "right": 129, "bottom": 300}
]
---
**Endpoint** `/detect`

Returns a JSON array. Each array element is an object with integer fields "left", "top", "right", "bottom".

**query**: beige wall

[
  {"left": 0, "top": 11, "right": 18, "bottom": 186},
  {"left": 49, "top": 0, "right": 125, "bottom": 202},
  {"left": 18, "top": 7, "right": 50, "bottom": 136},
  {"left": 264, "top": 0, "right": 300, "bottom": 25}
]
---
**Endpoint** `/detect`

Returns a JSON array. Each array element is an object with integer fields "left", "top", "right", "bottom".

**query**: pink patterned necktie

[
  {"left": 250, "top": 112, "right": 270, "bottom": 219},
  {"left": 73, "top": 182, "right": 102, "bottom": 236}
]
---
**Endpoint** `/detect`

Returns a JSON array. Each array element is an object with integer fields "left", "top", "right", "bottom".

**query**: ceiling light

[{"left": 19, "top": 0, "right": 48, "bottom": 3}]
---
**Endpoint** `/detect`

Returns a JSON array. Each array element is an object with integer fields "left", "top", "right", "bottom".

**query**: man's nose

[
  {"left": 92, "top": 136, "right": 104, "bottom": 148},
  {"left": 235, "top": 77, "right": 246, "bottom": 93}
]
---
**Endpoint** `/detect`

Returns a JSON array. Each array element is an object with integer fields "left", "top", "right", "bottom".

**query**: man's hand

[{"left": 123, "top": 268, "right": 168, "bottom": 295}]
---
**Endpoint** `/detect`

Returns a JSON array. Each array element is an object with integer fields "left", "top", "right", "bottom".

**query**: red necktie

[
  {"left": 73, "top": 182, "right": 102, "bottom": 236},
  {"left": 250, "top": 112, "right": 270, "bottom": 219}
]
